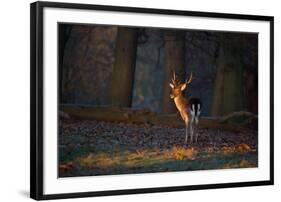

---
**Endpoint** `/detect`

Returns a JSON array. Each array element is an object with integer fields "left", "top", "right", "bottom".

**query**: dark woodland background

[
  {"left": 58, "top": 24, "right": 259, "bottom": 177},
  {"left": 59, "top": 24, "right": 258, "bottom": 117}
]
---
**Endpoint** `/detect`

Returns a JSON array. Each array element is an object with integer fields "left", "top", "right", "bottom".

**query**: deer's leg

[
  {"left": 180, "top": 111, "right": 189, "bottom": 145},
  {"left": 189, "top": 106, "right": 196, "bottom": 144},
  {"left": 190, "top": 116, "right": 194, "bottom": 144},
  {"left": 184, "top": 118, "right": 189, "bottom": 145},
  {"left": 195, "top": 116, "right": 199, "bottom": 143},
  {"left": 179, "top": 111, "right": 185, "bottom": 121}
]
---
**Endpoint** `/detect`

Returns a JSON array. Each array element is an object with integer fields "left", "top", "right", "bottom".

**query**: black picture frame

[{"left": 30, "top": 1, "right": 274, "bottom": 200}]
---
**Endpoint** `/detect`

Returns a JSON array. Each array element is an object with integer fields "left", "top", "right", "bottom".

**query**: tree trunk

[
  {"left": 211, "top": 33, "right": 244, "bottom": 116},
  {"left": 242, "top": 34, "right": 258, "bottom": 114},
  {"left": 109, "top": 27, "right": 138, "bottom": 107},
  {"left": 59, "top": 24, "right": 72, "bottom": 104},
  {"left": 162, "top": 31, "right": 186, "bottom": 113},
  {"left": 61, "top": 26, "right": 117, "bottom": 105}
]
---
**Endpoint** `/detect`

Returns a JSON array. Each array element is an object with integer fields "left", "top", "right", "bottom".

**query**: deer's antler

[
  {"left": 171, "top": 70, "right": 177, "bottom": 86},
  {"left": 186, "top": 72, "right": 193, "bottom": 84}
]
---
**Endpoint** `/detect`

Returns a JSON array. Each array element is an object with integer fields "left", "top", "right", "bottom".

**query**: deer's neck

[{"left": 174, "top": 94, "right": 188, "bottom": 112}]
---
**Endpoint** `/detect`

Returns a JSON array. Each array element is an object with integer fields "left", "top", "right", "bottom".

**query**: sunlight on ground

[{"left": 59, "top": 143, "right": 257, "bottom": 176}]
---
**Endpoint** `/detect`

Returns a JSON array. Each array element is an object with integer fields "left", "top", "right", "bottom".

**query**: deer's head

[{"left": 169, "top": 71, "right": 193, "bottom": 99}]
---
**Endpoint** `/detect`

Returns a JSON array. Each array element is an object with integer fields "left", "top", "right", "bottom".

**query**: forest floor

[{"left": 59, "top": 119, "right": 258, "bottom": 177}]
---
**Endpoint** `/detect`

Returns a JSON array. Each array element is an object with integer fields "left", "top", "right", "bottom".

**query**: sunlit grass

[
  {"left": 78, "top": 153, "right": 120, "bottom": 168},
  {"left": 168, "top": 146, "right": 198, "bottom": 160},
  {"left": 59, "top": 143, "right": 257, "bottom": 177},
  {"left": 127, "top": 150, "right": 145, "bottom": 161}
]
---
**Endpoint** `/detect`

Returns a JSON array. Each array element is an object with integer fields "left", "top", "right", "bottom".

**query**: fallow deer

[{"left": 169, "top": 71, "right": 202, "bottom": 145}]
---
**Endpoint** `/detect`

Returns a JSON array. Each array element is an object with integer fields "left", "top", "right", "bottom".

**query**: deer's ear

[
  {"left": 181, "top": 83, "right": 187, "bottom": 91},
  {"left": 169, "top": 83, "right": 174, "bottom": 88}
]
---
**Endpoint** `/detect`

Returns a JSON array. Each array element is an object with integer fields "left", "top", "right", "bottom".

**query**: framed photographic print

[{"left": 30, "top": 1, "right": 274, "bottom": 200}]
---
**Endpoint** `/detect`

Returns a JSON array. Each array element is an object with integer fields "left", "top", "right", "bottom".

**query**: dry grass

[
  {"left": 235, "top": 143, "right": 254, "bottom": 152},
  {"left": 127, "top": 150, "right": 145, "bottom": 161},
  {"left": 60, "top": 143, "right": 257, "bottom": 176},
  {"left": 96, "top": 155, "right": 119, "bottom": 168},
  {"left": 59, "top": 161, "right": 74, "bottom": 173},
  {"left": 78, "top": 153, "right": 119, "bottom": 168},
  {"left": 68, "top": 144, "right": 254, "bottom": 170},
  {"left": 79, "top": 153, "right": 95, "bottom": 168},
  {"left": 166, "top": 146, "right": 198, "bottom": 160},
  {"left": 222, "top": 143, "right": 254, "bottom": 154}
]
